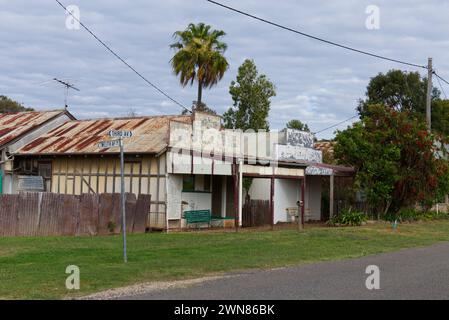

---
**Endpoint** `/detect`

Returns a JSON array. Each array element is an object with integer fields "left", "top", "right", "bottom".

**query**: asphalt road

[{"left": 121, "top": 242, "right": 449, "bottom": 300}]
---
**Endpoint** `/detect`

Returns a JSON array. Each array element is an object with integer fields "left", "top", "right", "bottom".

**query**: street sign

[
  {"left": 109, "top": 130, "right": 133, "bottom": 138},
  {"left": 97, "top": 130, "right": 132, "bottom": 263},
  {"left": 98, "top": 139, "right": 121, "bottom": 149}
]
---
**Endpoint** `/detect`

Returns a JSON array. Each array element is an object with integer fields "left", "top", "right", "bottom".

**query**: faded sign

[
  {"left": 194, "top": 111, "right": 221, "bottom": 130},
  {"left": 276, "top": 144, "right": 322, "bottom": 163},
  {"left": 285, "top": 129, "right": 314, "bottom": 148},
  {"left": 305, "top": 166, "right": 333, "bottom": 176},
  {"left": 17, "top": 175, "right": 44, "bottom": 191}
]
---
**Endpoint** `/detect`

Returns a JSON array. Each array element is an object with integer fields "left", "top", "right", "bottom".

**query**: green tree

[
  {"left": 181, "top": 101, "right": 217, "bottom": 115},
  {"left": 170, "top": 23, "right": 229, "bottom": 111},
  {"left": 335, "top": 104, "right": 449, "bottom": 216},
  {"left": 223, "top": 59, "right": 276, "bottom": 130},
  {"left": 0, "top": 95, "right": 33, "bottom": 113},
  {"left": 431, "top": 99, "right": 449, "bottom": 136},
  {"left": 358, "top": 69, "right": 440, "bottom": 115},
  {"left": 286, "top": 119, "right": 310, "bottom": 132}
]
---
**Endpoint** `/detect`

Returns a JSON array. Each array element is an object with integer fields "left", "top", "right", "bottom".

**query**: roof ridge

[
  {"left": 67, "top": 114, "right": 191, "bottom": 122},
  {"left": 0, "top": 109, "right": 66, "bottom": 116}
]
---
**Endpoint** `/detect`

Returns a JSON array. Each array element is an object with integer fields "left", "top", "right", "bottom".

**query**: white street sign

[
  {"left": 98, "top": 139, "right": 121, "bottom": 149},
  {"left": 109, "top": 130, "right": 133, "bottom": 138}
]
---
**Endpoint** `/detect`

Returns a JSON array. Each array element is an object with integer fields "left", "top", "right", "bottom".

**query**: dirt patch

[{"left": 78, "top": 275, "right": 237, "bottom": 300}]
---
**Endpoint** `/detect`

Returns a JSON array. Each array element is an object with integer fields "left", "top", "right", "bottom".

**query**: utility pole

[{"left": 426, "top": 58, "right": 433, "bottom": 131}]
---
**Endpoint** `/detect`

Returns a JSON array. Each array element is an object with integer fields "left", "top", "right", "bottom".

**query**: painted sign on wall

[
  {"left": 285, "top": 129, "right": 314, "bottom": 148},
  {"left": 276, "top": 145, "right": 323, "bottom": 163},
  {"left": 305, "top": 166, "right": 333, "bottom": 176}
]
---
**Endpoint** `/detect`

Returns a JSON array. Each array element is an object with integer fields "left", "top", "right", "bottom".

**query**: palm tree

[{"left": 170, "top": 23, "right": 229, "bottom": 111}]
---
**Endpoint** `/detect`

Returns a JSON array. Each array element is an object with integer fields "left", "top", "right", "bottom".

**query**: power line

[
  {"left": 314, "top": 115, "right": 358, "bottom": 135},
  {"left": 206, "top": 0, "right": 427, "bottom": 70},
  {"left": 435, "top": 72, "right": 449, "bottom": 87},
  {"left": 434, "top": 72, "right": 448, "bottom": 99},
  {"left": 55, "top": 0, "right": 191, "bottom": 113}
]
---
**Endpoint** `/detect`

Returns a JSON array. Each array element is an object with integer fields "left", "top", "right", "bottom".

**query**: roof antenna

[{"left": 53, "top": 78, "right": 80, "bottom": 109}]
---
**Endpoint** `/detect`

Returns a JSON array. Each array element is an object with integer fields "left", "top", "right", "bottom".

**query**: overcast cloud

[{"left": 1, "top": 0, "right": 448, "bottom": 139}]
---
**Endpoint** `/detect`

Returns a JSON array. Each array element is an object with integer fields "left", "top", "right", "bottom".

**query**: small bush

[
  {"left": 421, "top": 210, "right": 449, "bottom": 221},
  {"left": 107, "top": 221, "right": 116, "bottom": 233},
  {"left": 383, "top": 208, "right": 449, "bottom": 223},
  {"left": 327, "top": 209, "right": 367, "bottom": 226}
]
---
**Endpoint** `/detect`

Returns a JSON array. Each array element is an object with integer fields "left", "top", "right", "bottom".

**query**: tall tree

[
  {"left": 358, "top": 69, "right": 440, "bottom": 113},
  {"left": 286, "top": 119, "right": 310, "bottom": 132},
  {"left": 223, "top": 59, "right": 276, "bottom": 131},
  {"left": 0, "top": 95, "right": 33, "bottom": 113},
  {"left": 431, "top": 99, "right": 449, "bottom": 136},
  {"left": 335, "top": 104, "right": 449, "bottom": 215},
  {"left": 170, "top": 23, "right": 229, "bottom": 111}
]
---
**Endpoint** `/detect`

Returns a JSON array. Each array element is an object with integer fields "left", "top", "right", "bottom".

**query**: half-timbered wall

[{"left": 47, "top": 154, "right": 166, "bottom": 226}]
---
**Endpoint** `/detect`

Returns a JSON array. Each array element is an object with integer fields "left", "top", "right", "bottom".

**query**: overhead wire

[{"left": 55, "top": 0, "right": 191, "bottom": 113}]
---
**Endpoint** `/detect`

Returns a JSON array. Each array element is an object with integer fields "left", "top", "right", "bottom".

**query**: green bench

[{"left": 183, "top": 210, "right": 211, "bottom": 228}]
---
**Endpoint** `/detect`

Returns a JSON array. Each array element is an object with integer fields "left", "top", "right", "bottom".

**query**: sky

[{"left": 1, "top": 0, "right": 448, "bottom": 139}]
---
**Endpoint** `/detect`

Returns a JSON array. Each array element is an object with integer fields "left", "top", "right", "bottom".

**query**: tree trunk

[{"left": 196, "top": 80, "right": 203, "bottom": 110}]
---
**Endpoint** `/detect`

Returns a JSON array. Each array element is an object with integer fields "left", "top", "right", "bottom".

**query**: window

[
  {"left": 38, "top": 162, "right": 52, "bottom": 191},
  {"left": 204, "top": 175, "right": 211, "bottom": 192},
  {"left": 182, "top": 175, "right": 212, "bottom": 193},
  {"left": 182, "top": 175, "right": 195, "bottom": 192},
  {"left": 38, "top": 162, "right": 52, "bottom": 179}
]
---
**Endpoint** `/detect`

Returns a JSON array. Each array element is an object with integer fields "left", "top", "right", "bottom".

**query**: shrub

[
  {"left": 383, "top": 208, "right": 449, "bottom": 223},
  {"left": 107, "top": 221, "right": 116, "bottom": 233},
  {"left": 327, "top": 209, "right": 367, "bottom": 226}
]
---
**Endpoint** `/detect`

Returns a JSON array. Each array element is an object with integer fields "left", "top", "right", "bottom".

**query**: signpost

[
  {"left": 98, "top": 130, "right": 133, "bottom": 263},
  {"left": 98, "top": 140, "right": 120, "bottom": 149}
]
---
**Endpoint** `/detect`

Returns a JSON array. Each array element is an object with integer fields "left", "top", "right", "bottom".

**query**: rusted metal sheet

[
  {"left": 16, "top": 115, "right": 191, "bottom": 155},
  {"left": 0, "top": 110, "right": 65, "bottom": 147},
  {"left": 134, "top": 194, "right": 151, "bottom": 233}
]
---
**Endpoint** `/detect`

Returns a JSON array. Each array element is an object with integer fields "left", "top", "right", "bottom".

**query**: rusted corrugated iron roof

[
  {"left": 0, "top": 110, "right": 68, "bottom": 148},
  {"left": 16, "top": 115, "right": 192, "bottom": 155},
  {"left": 314, "top": 141, "right": 334, "bottom": 155}
]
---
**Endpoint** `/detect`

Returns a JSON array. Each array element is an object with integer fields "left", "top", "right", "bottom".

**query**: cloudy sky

[{"left": 1, "top": 0, "right": 448, "bottom": 139}]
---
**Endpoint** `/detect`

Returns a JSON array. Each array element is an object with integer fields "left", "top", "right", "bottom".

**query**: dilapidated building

[
  {"left": 0, "top": 110, "right": 74, "bottom": 194},
  {"left": 8, "top": 110, "right": 353, "bottom": 230}
]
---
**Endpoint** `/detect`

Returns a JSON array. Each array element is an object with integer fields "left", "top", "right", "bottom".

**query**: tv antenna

[{"left": 53, "top": 78, "right": 80, "bottom": 109}]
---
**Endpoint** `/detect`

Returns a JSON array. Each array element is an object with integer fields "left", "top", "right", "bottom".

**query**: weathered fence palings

[
  {"left": 0, "top": 192, "right": 151, "bottom": 237},
  {"left": 242, "top": 199, "right": 270, "bottom": 227}
]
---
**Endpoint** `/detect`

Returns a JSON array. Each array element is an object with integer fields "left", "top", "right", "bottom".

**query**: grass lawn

[{"left": 2, "top": 220, "right": 449, "bottom": 299}]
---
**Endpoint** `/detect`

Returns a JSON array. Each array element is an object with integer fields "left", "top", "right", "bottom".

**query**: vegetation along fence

[{"left": 0, "top": 192, "right": 151, "bottom": 237}]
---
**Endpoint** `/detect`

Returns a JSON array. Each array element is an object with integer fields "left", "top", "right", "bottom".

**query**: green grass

[{"left": 2, "top": 221, "right": 449, "bottom": 299}]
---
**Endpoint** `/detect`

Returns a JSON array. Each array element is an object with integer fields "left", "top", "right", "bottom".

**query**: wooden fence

[
  {"left": 242, "top": 199, "right": 271, "bottom": 227},
  {"left": 0, "top": 193, "right": 151, "bottom": 237}
]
